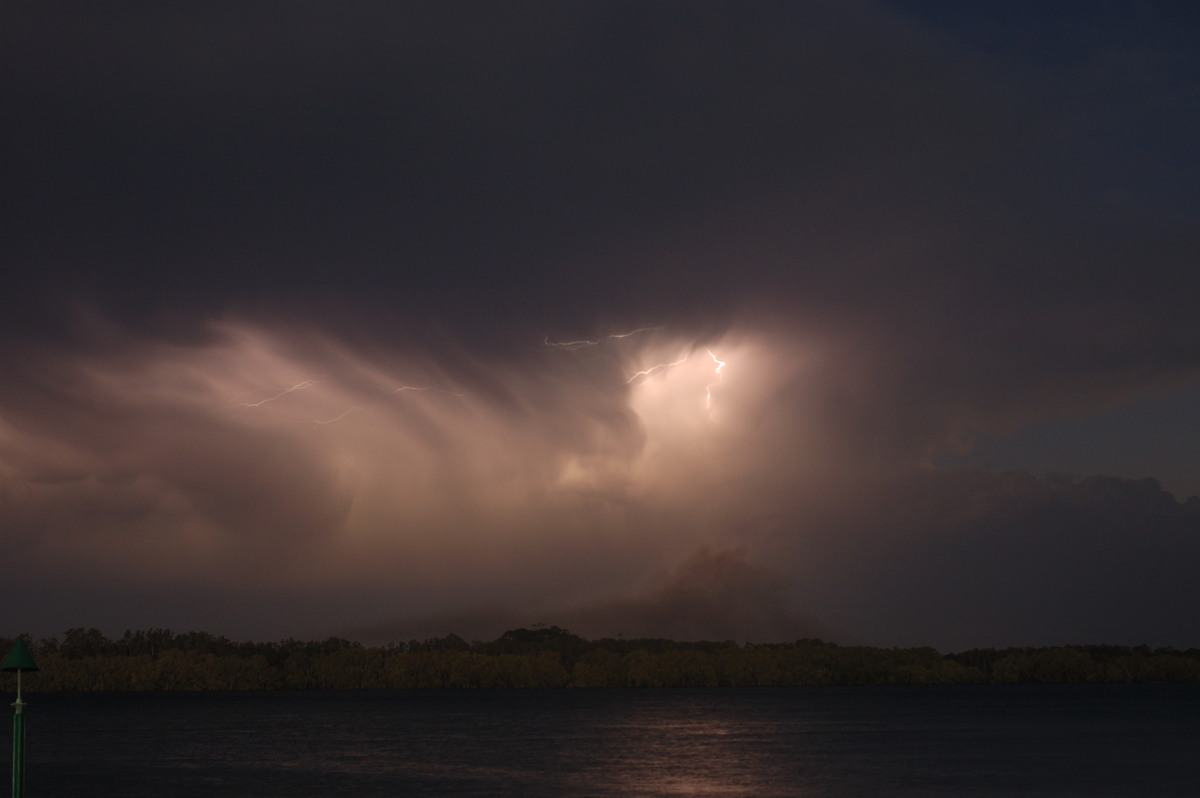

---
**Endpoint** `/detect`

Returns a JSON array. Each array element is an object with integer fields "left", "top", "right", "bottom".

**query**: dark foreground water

[{"left": 19, "top": 684, "right": 1200, "bottom": 796}]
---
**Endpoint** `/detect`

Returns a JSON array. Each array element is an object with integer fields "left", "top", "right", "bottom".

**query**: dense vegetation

[{"left": 3, "top": 627, "right": 1198, "bottom": 691}]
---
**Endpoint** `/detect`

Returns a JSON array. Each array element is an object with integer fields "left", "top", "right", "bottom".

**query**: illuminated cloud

[
  {"left": 0, "top": 317, "right": 821, "bottom": 636},
  {"left": 2, "top": 308, "right": 1196, "bottom": 650},
  {"left": 2, "top": 2, "right": 1199, "bottom": 648}
]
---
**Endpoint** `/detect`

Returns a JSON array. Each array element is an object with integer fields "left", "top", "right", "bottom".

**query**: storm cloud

[{"left": 2, "top": 1, "right": 1199, "bottom": 649}]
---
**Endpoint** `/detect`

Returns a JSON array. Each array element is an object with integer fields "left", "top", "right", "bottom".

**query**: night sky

[{"left": 3, "top": 1, "right": 1199, "bottom": 650}]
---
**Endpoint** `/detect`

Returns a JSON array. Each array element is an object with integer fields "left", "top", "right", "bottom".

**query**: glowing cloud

[
  {"left": 3, "top": 311, "right": 1195, "bottom": 650},
  {"left": 0, "top": 318, "right": 820, "bottom": 637}
]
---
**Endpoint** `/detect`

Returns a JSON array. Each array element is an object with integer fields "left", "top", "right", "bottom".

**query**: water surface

[{"left": 23, "top": 684, "right": 1200, "bottom": 796}]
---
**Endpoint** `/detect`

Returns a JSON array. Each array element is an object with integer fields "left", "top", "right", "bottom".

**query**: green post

[
  {"left": 8, "top": 711, "right": 19, "bottom": 798},
  {"left": 3, "top": 641, "right": 38, "bottom": 798}
]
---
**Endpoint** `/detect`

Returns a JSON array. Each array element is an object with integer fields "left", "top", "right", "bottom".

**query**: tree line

[{"left": 2, "top": 626, "right": 1198, "bottom": 691}]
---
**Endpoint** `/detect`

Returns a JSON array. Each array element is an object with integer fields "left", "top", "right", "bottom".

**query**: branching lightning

[
  {"left": 235, "top": 380, "right": 321, "bottom": 408},
  {"left": 310, "top": 407, "right": 356, "bottom": 428},
  {"left": 625, "top": 346, "right": 729, "bottom": 419},
  {"left": 232, "top": 376, "right": 466, "bottom": 435},
  {"left": 625, "top": 355, "right": 688, "bottom": 385},
  {"left": 302, "top": 384, "right": 466, "bottom": 429},
  {"left": 705, "top": 349, "right": 726, "bottom": 411},
  {"left": 543, "top": 336, "right": 598, "bottom": 351},
  {"left": 544, "top": 327, "right": 661, "bottom": 351}
]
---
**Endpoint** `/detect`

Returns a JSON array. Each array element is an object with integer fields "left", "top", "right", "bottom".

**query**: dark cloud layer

[{"left": 2, "top": 2, "right": 1199, "bottom": 649}]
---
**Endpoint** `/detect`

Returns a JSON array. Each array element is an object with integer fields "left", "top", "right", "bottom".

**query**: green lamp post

[{"left": 3, "top": 640, "right": 38, "bottom": 798}]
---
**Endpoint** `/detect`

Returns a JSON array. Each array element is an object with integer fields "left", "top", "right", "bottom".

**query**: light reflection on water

[
  {"left": 23, "top": 685, "right": 1200, "bottom": 796},
  {"left": 575, "top": 701, "right": 828, "bottom": 797}
]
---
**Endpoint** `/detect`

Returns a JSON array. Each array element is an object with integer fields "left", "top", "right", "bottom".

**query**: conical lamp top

[{"left": 2, "top": 639, "right": 39, "bottom": 672}]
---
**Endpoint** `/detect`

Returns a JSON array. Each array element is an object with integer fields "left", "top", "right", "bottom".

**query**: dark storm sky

[{"left": 2, "top": 1, "right": 1199, "bottom": 650}]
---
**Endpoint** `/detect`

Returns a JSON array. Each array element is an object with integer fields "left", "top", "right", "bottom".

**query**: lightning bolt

[
  {"left": 543, "top": 336, "right": 598, "bottom": 351},
  {"left": 305, "top": 383, "right": 466, "bottom": 427},
  {"left": 235, "top": 380, "right": 321, "bottom": 408},
  {"left": 625, "top": 348, "right": 727, "bottom": 418},
  {"left": 310, "top": 407, "right": 356, "bottom": 428},
  {"left": 705, "top": 349, "right": 726, "bottom": 411},
  {"left": 625, "top": 354, "right": 688, "bottom": 385},
  {"left": 544, "top": 327, "right": 662, "bottom": 351}
]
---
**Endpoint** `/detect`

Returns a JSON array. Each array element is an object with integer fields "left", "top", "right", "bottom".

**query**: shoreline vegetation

[{"left": 3, "top": 627, "right": 1198, "bottom": 691}]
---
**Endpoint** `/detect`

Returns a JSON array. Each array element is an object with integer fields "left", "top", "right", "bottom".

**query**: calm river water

[{"left": 19, "top": 684, "right": 1200, "bottom": 796}]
